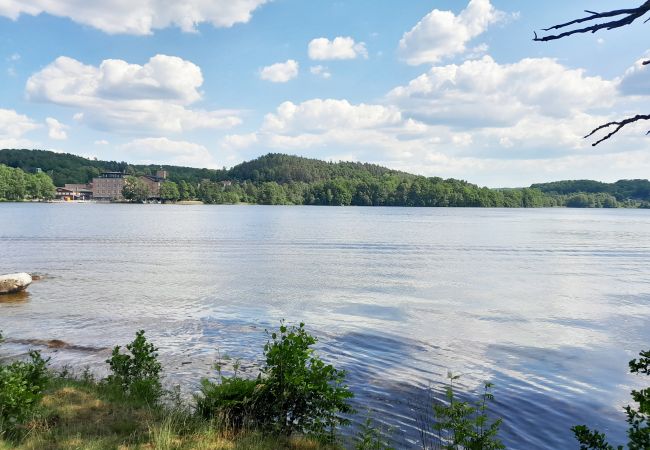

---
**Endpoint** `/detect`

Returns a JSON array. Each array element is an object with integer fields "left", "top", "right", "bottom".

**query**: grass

[{"left": 0, "top": 377, "right": 340, "bottom": 450}]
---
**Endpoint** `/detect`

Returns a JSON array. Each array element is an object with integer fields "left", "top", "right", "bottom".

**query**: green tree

[
  {"left": 178, "top": 180, "right": 194, "bottom": 200},
  {"left": 258, "top": 182, "right": 287, "bottom": 205},
  {"left": 122, "top": 176, "right": 150, "bottom": 202},
  {"left": 25, "top": 172, "right": 56, "bottom": 200},
  {"left": 159, "top": 181, "right": 180, "bottom": 203}
]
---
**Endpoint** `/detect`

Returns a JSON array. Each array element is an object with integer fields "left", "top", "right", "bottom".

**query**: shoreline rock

[{"left": 0, "top": 273, "right": 33, "bottom": 295}]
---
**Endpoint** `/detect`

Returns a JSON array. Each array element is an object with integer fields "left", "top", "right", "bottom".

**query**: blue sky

[{"left": 1, "top": 0, "right": 649, "bottom": 186}]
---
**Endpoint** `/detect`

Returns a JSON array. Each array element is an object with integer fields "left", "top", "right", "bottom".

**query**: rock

[{"left": 0, "top": 273, "right": 33, "bottom": 295}]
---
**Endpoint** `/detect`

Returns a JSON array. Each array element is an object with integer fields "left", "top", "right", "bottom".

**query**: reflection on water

[
  {"left": 1, "top": 204, "right": 649, "bottom": 449},
  {"left": 0, "top": 290, "right": 30, "bottom": 303}
]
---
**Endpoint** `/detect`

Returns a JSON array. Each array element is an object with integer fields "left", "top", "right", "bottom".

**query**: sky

[{"left": 1, "top": 0, "right": 650, "bottom": 187}]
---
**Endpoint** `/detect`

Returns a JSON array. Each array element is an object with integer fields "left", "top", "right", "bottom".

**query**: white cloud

[
  {"left": 310, "top": 65, "right": 331, "bottom": 79},
  {"left": 26, "top": 55, "right": 242, "bottom": 134},
  {"left": 0, "top": 0, "right": 268, "bottom": 35},
  {"left": 94, "top": 139, "right": 109, "bottom": 145},
  {"left": 308, "top": 37, "right": 368, "bottom": 60},
  {"left": 399, "top": 0, "right": 507, "bottom": 65},
  {"left": 619, "top": 53, "right": 650, "bottom": 95},
  {"left": 388, "top": 56, "right": 616, "bottom": 126},
  {"left": 0, "top": 108, "right": 39, "bottom": 148},
  {"left": 261, "top": 99, "right": 402, "bottom": 134},
  {"left": 46, "top": 117, "right": 68, "bottom": 140},
  {"left": 118, "top": 137, "right": 216, "bottom": 167},
  {"left": 218, "top": 54, "right": 650, "bottom": 186},
  {"left": 222, "top": 98, "right": 425, "bottom": 165},
  {"left": 259, "top": 59, "right": 299, "bottom": 83}
]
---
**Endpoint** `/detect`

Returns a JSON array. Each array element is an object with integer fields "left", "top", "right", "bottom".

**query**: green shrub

[
  {"left": 195, "top": 356, "right": 260, "bottom": 429},
  {"left": 196, "top": 376, "right": 259, "bottom": 427},
  {"left": 106, "top": 330, "right": 162, "bottom": 404},
  {"left": 418, "top": 373, "right": 504, "bottom": 450},
  {"left": 572, "top": 349, "right": 649, "bottom": 450},
  {"left": 256, "top": 321, "right": 355, "bottom": 442},
  {"left": 0, "top": 331, "right": 49, "bottom": 436},
  {"left": 355, "top": 415, "right": 395, "bottom": 450}
]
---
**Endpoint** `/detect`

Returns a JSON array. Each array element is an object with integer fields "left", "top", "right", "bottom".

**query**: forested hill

[
  {"left": 0, "top": 149, "right": 411, "bottom": 186},
  {"left": 2, "top": 148, "right": 649, "bottom": 207},
  {"left": 228, "top": 153, "right": 409, "bottom": 183},
  {"left": 531, "top": 179, "right": 650, "bottom": 202},
  {"left": 0, "top": 149, "right": 223, "bottom": 186}
]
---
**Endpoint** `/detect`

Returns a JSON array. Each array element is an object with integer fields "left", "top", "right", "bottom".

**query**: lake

[{"left": 1, "top": 203, "right": 649, "bottom": 449}]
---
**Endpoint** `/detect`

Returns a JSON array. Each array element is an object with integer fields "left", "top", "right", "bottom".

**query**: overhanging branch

[
  {"left": 585, "top": 115, "right": 650, "bottom": 146},
  {"left": 534, "top": 2, "right": 650, "bottom": 41},
  {"left": 535, "top": 3, "right": 650, "bottom": 145}
]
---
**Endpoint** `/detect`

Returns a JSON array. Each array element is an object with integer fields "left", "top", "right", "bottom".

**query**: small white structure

[{"left": 0, "top": 273, "right": 32, "bottom": 295}]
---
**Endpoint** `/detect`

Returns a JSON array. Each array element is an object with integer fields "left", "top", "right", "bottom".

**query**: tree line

[
  {"left": 2, "top": 149, "right": 649, "bottom": 207},
  {"left": 0, "top": 164, "right": 56, "bottom": 201}
]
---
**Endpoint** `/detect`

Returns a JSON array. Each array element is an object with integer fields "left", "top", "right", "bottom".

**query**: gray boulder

[{"left": 0, "top": 273, "right": 33, "bottom": 295}]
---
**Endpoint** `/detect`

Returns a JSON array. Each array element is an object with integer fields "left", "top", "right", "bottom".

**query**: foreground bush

[
  {"left": 106, "top": 330, "right": 163, "bottom": 404},
  {"left": 0, "top": 333, "right": 49, "bottom": 437},
  {"left": 196, "top": 322, "right": 355, "bottom": 443},
  {"left": 257, "top": 321, "right": 355, "bottom": 441},
  {"left": 573, "top": 349, "right": 649, "bottom": 450},
  {"left": 196, "top": 357, "right": 259, "bottom": 429},
  {"left": 417, "top": 373, "right": 504, "bottom": 450}
]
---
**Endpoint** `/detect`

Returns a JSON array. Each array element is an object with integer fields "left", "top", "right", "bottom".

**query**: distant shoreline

[{"left": 2, "top": 200, "right": 649, "bottom": 209}]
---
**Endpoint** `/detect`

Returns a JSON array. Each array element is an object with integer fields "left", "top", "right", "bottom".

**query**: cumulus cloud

[
  {"left": 118, "top": 137, "right": 216, "bottom": 167},
  {"left": 619, "top": 53, "right": 650, "bottom": 96},
  {"left": 46, "top": 117, "right": 68, "bottom": 140},
  {"left": 308, "top": 37, "right": 368, "bottom": 60},
  {"left": 26, "top": 55, "right": 241, "bottom": 134},
  {"left": 399, "top": 0, "right": 507, "bottom": 65},
  {"left": 310, "top": 65, "right": 331, "bottom": 79},
  {"left": 0, "top": 0, "right": 268, "bottom": 35},
  {"left": 218, "top": 53, "right": 650, "bottom": 186},
  {"left": 221, "top": 98, "right": 426, "bottom": 164},
  {"left": 259, "top": 59, "right": 299, "bottom": 83},
  {"left": 0, "top": 108, "right": 39, "bottom": 148},
  {"left": 388, "top": 56, "right": 617, "bottom": 126},
  {"left": 261, "top": 99, "right": 402, "bottom": 133}
]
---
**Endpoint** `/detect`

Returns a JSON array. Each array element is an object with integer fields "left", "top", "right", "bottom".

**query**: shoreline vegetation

[
  {"left": 0, "top": 324, "right": 504, "bottom": 450},
  {"left": 1, "top": 149, "right": 650, "bottom": 208},
  {"left": 1, "top": 324, "right": 648, "bottom": 449}
]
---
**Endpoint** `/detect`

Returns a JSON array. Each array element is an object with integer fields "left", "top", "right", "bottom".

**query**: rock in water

[{"left": 0, "top": 273, "right": 33, "bottom": 295}]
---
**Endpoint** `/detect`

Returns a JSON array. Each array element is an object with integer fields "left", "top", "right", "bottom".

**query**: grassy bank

[{"left": 1, "top": 376, "right": 336, "bottom": 450}]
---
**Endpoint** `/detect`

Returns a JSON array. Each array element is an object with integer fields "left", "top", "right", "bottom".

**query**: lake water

[{"left": 1, "top": 203, "right": 649, "bottom": 449}]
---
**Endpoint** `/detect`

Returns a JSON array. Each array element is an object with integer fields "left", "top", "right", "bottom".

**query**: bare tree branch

[
  {"left": 584, "top": 115, "right": 650, "bottom": 146},
  {"left": 534, "top": 2, "right": 650, "bottom": 42},
  {"left": 535, "top": 2, "right": 650, "bottom": 145}
]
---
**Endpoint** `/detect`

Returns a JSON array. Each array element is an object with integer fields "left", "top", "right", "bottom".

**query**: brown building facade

[
  {"left": 92, "top": 172, "right": 125, "bottom": 201},
  {"left": 91, "top": 170, "right": 167, "bottom": 201}
]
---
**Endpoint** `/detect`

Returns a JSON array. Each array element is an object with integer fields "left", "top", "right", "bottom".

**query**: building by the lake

[
  {"left": 55, "top": 183, "right": 93, "bottom": 201},
  {"left": 91, "top": 170, "right": 168, "bottom": 201},
  {"left": 92, "top": 172, "right": 125, "bottom": 201}
]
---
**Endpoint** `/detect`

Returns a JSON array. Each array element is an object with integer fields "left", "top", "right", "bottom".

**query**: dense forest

[
  {"left": 0, "top": 149, "right": 221, "bottom": 186},
  {"left": 532, "top": 179, "right": 650, "bottom": 202},
  {"left": 1, "top": 149, "right": 649, "bottom": 207}
]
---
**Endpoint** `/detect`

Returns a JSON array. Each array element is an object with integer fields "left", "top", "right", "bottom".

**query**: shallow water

[{"left": 1, "top": 203, "right": 649, "bottom": 448}]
